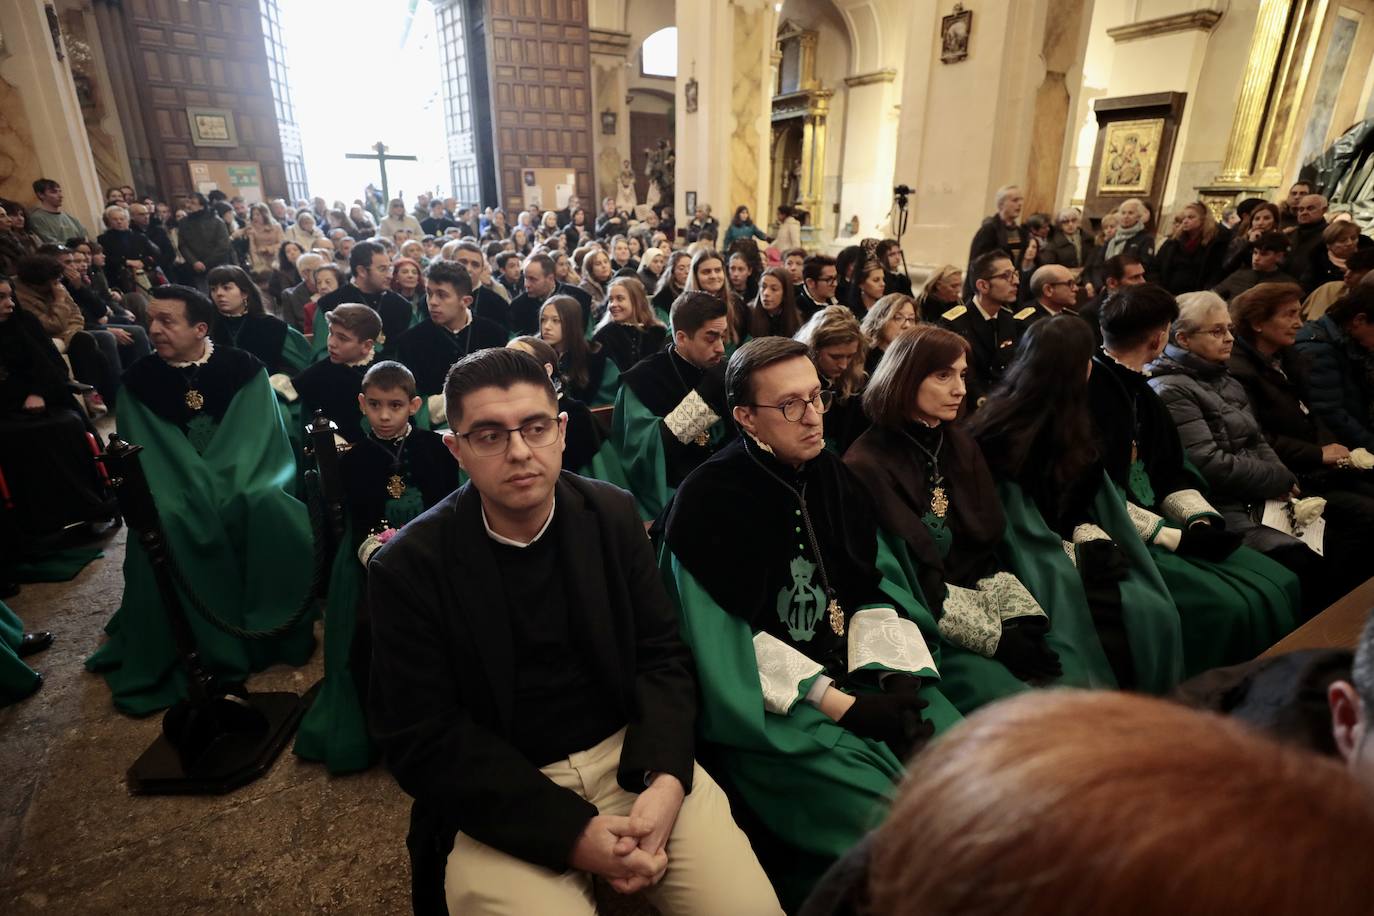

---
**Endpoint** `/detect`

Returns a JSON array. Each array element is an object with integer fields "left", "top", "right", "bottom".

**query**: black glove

[
  {"left": 1177, "top": 521, "right": 1242, "bottom": 562},
  {"left": 993, "top": 616, "right": 1063, "bottom": 682},
  {"left": 1075, "top": 539, "right": 1128, "bottom": 587},
  {"left": 838, "top": 683, "right": 934, "bottom": 760}
]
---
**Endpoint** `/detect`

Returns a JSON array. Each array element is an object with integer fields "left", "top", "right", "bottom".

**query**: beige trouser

[{"left": 445, "top": 728, "right": 783, "bottom": 916}]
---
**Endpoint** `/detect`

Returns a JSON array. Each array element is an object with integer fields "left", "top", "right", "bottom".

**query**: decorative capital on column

[
  {"left": 844, "top": 69, "right": 896, "bottom": 88},
  {"left": 1106, "top": 10, "right": 1223, "bottom": 42},
  {"left": 589, "top": 28, "right": 632, "bottom": 57}
]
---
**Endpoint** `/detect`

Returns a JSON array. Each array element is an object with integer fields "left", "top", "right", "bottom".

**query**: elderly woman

[
  {"left": 859, "top": 293, "right": 918, "bottom": 375},
  {"left": 1044, "top": 207, "right": 1095, "bottom": 270},
  {"left": 1148, "top": 291, "right": 1326, "bottom": 596},
  {"left": 1302, "top": 221, "right": 1369, "bottom": 295},
  {"left": 1294, "top": 285, "right": 1374, "bottom": 450},
  {"left": 795, "top": 304, "right": 869, "bottom": 452},
  {"left": 1103, "top": 199, "right": 1153, "bottom": 269},
  {"left": 284, "top": 211, "right": 328, "bottom": 253},
  {"left": 915, "top": 264, "right": 963, "bottom": 325},
  {"left": 845, "top": 325, "right": 1063, "bottom": 708}
]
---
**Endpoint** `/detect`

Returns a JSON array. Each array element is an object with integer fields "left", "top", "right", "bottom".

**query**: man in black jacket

[
  {"left": 963, "top": 184, "right": 1026, "bottom": 300},
  {"left": 368, "top": 347, "right": 780, "bottom": 916}
]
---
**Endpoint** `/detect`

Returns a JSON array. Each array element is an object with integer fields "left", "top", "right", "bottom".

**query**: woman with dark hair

[
  {"left": 591, "top": 276, "right": 668, "bottom": 371},
  {"left": 845, "top": 326, "right": 1064, "bottom": 710},
  {"left": 875, "top": 239, "right": 912, "bottom": 297},
  {"left": 267, "top": 239, "right": 304, "bottom": 309},
  {"left": 796, "top": 305, "right": 869, "bottom": 453},
  {"left": 746, "top": 267, "right": 803, "bottom": 340},
  {"left": 1221, "top": 200, "right": 1281, "bottom": 276},
  {"left": 721, "top": 205, "right": 771, "bottom": 249},
  {"left": 14, "top": 254, "right": 115, "bottom": 412},
  {"left": 683, "top": 248, "right": 746, "bottom": 349},
  {"left": 845, "top": 257, "right": 886, "bottom": 319},
  {"left": 652, "top": 250, "right": 691, "bottom": 322},
  {"left": 539, "top": 294, "right": 619, "bottom": 405},
  {"left": 1155, "top": 201, "right": 1231, "bottom": 294},
  {"left": 1303, "top": 221, "right": 1370, "bottom": 294},
  {"left": 859, "top": 293, "right": 918, "bottom": 374},
  {"left": 833, "top": 245, "right": 865, "bottom": 305},
  {"left": 562, "top": 206, "right": 591, "bottom": 251},
  {"left": 969, "top": 315, "right": 1184, "bottom": 692},
  {"left": 727, "top": 250, "right": 756, "bottom": 304},
  {"left": 207, "top": 264, "right": 309, "bottom": 375}
]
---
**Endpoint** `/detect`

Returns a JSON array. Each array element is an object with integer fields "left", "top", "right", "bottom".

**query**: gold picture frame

[{"left": 1096, "top": 118, "right": 1162, "bottom": 194}]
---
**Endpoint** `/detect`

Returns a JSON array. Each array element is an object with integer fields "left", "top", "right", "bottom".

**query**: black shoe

[
  {"left": 17, "top": 632, "right": 53, "bottom": 658},
  {"left": 19, "top": 672, "right": 43, "bottom": 700}
]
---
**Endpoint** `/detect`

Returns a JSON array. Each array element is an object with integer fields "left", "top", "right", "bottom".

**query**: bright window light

[{"left": 642, "top": 27, "right": 677, "bottom": 78}]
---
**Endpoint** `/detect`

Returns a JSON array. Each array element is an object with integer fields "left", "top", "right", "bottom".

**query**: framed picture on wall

[
  {"left": 940, "top": 5, "right": 972, "bottom": 64},
  {"left": 1096, "top": 119, "right": 1164, "bottom": 195},
  {"left": 685, "top": 191, "right": 697, "bottom": 215},
  {"left": 186, "top": 107, "right": 238, "bottom": 148}
]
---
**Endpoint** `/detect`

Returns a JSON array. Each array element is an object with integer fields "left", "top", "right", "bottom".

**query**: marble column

[
  {"left": 675, "top": 0, "right": 776, "bottom": 236},
  {"left": 0, "top": 0, "right": 103, "bottom": 226},
  {"left": 1023, "top": 0, "right": 1089, "bottom": 218},
  {"left": 590, "top": 28, "right": 632, "bottom": 206}
]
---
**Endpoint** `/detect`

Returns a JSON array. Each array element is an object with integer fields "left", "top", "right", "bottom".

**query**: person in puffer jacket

[{"left": 1293, "top": 286, "right": 1374, "bottom": 451}]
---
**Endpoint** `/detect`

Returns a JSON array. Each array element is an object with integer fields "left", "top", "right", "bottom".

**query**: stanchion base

[{"left": 126, "top": 692, "right": 304, "bottom": 795}]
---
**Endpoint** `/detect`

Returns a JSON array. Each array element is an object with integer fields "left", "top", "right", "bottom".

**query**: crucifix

[{"left": 345, "top": 141, "right": 418, "bottom": 205}]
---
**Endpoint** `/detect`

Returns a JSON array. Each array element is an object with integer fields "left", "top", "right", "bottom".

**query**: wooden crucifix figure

[{"left": 345, "top": 142, "right": 418, "bottom": 205}]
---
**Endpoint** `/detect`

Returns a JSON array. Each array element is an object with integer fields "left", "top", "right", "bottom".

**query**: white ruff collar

[
  {"left": 168, "top": 337, "right": 214, "bottom": 368},
  {"left": 348, "top": 349, "right": 376, "bottom": 368}
]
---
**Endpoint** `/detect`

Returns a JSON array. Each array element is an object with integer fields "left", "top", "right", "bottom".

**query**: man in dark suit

[
  {"left": 963, "top": 185, "right": 1026, "bottom": 300},
  {"left": 940, "top": 250, "right": 1030, "bottom": 409},
  {"left": 368, "top": 348, "right": 781, "bottom": 916}
]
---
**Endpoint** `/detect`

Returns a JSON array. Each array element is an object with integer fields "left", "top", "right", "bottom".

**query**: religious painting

[
  {"left": 685, "top": 78, "right": 699, "bottom": 114},
  {"left": 186, "top": 107, "right": 238, "bottom": 148},
  {"left": 1096, "top": 119, "right": 1163, "bottom": 194},
  {"left": 685, "top": 191, "right": 697, "bottom": 216},
  {"left": 940, "top": 5, "right": 972, "bottom": 64}
]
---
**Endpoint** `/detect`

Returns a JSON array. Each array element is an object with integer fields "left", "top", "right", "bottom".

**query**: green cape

[
  {"left": 0, "top": 600, "right": 40, "bottom": 705},
  {"left": 995, "top": 473, "right": 1185, "bottom": 694},
  {"left": 86, "top": 371, "right": 317, "bottom": 714},
  {"left": 610, "top": 384, "right": 729, "bottom": 521},
  {"left": 659, "top": 533, "right": 960, "bottom": 901}
]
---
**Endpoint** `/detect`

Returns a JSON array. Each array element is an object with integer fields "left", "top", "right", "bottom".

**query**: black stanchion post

[{"left": 101, "top": 434, "right": 305, "bottom": 795}]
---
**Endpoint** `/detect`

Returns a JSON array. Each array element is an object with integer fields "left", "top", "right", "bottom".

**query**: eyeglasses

[
  {"left": 455, "top": 416, "right": 563, "bottom": 456},
  {"left": 816, "top": 274, "right": 838, "bottom": 285},
  {"left": 891, "top": 314, "right": 918, "bottom": 327},
  {"left": 1199, "top": 324, "right": 1235, "bottom": 340},
  {"left": 1047, "top": 279, "right": 1080, "bottom": 288},
  {"left": 748, "top": 390, "right": 834, "bottom": 423},
  {"left": 991, "top": 270, "right": 1019, "bottom": 282}
]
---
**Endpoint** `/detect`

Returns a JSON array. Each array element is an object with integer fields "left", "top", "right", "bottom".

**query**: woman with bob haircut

[
  {"left": 845, "top": 325, "right": 1063, "bottom": 712},
  {"left": 746, "top": 266, "right": 803, "bottom": 340},
  {"left": 652, "top": 249, "right": 692, "bottom": 323},
  {"left": 859, "top": 293, "right": 918, "bottom": 375},
  {"left": 591, "top": 275, "right": 667, "bottom": 372},
  {"left": 206, "top": 263, "right": 309, "bottom": 375},
  {"left": 914, "top": 265, "right": 963, "bottom": 325},
  {"left": 539, "top": 293, "right": 620, "bottom": 406},
  {"left": 795, "top": 305, "right": 869, "bottom": 452},
  {"left": 858, "top": 690, "right": 1374, "bottom": 916},
  {"left": 969, "top": 315, "right": 1184, "bottom": 693}
]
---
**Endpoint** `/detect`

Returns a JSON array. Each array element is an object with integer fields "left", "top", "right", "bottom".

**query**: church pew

[{"left": 1259, "top": 576, "right": 1374, "bottom": 658}]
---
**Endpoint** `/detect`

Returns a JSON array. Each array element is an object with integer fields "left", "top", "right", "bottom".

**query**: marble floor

[{"left": 0, "top": 526, "right": 414, "bottom": 914}]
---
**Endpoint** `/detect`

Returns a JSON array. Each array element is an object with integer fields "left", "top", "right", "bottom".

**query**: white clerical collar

[
  {"left": 482, "top": 497, "right": 555, "bottom": 548},
  {"left": 973, "top": 298, "right": 1000, "bottom": 321},
  {"left": 168, "top": 337, "right": 213, "bottom": 368}
]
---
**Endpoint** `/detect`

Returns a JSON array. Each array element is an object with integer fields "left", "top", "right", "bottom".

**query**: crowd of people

[{"left": 3, "top": 170, "right": 1374, "bottom": 915}]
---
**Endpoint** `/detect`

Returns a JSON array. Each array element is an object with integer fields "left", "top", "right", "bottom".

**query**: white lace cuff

[
  {"left": 1161, "top": 488, "right": 1220, "bottom": 526},
  {"left": 268, "top": 373, "right": 298, "bottom": 402},
  {"left": 663, "top": 390, "right": 720, "bottom": 445},
  {"left": 1125, "top": 501, "right": 1167, "bottom": 545},
  {"left": 753, "top": 631, "right": 823, "bottom": 715},
  {"left": 848, "top": 607, "right": 938, "bottom": 678},
  {"left": 1071, "top": 523, "right": 1111, "bottom": 544},
  {"left": 975, "top": 571, "right": 1048, "bottom": 622},
  {"left": 937, "top": 584, "right": 1001, "bottom": 657}
]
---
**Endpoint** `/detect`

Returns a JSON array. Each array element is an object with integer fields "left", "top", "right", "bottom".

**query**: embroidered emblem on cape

[
  {"left": 663, "top": 389, "right": 720, "bottom": 446},
  {"left": 186, "top": 413, "right": 217, "bottom": 456},
  {"left": 777, "top": 555, "right": 827, "bottom": 642}
]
